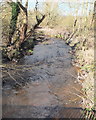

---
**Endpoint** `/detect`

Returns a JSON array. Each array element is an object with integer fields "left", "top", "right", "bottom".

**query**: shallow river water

[{"left": 2, "top": 37, "right": 84, "bottom": 118}]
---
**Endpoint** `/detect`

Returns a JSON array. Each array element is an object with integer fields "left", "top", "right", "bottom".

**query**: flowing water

[{"left": 2, "top": 37, "right": 84, "bottom": 118}]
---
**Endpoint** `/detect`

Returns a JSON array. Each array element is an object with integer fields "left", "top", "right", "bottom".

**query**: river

[{"left": 2, "top": 36, "right": 84, "bottom": 118}]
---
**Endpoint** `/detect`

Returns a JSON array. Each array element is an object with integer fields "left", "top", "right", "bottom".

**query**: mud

[{"left": 2, "top": 37, "right": 84, "bottom": 118}]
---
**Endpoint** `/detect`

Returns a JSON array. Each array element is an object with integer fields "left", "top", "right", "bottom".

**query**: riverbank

[
  {"left": 2, "top": 27, "right": 95, "bottom": 119},
  {"left": 40, "top": 27, "right": 95, "bottom": 112},
  {"left": 2, "top": 31, "right": 84, "bottom": 118}
]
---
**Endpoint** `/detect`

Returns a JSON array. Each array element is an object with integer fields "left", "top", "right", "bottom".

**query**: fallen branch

[{"left": 5, "top": 71, "right": 22, "bottom": 87}]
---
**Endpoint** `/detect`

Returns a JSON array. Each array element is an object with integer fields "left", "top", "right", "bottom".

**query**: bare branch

[
  {"left": 17, "top": 2, "right": 27, "bottom": 13},
  {"left": 17, "top": 0, "right": 22, "bottom": 4},
  {"left": 25, "top": 0, "right": 28, "bottom": 9}
]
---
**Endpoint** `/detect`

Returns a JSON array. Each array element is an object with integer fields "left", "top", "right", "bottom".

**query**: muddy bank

[{"left": 2, "top": 37, "right": 84, "bottom": 118}]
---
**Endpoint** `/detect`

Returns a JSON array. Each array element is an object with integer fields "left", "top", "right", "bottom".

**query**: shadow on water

[
  {"left": 2, "top": 36, "right": 84, "bottom": 118},
  {"left": 2, "top": 105, "right": 84, "bottom": 118}
]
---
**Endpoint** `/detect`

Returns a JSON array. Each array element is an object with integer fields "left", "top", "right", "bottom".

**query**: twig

[
  {"left": 5, "top": 71, "right": 22, "bottom": 87},
  {"left": 66, "top": 71, "right": 77, "bottom": 79},
  {"left": 66, "top": 29, "right": 77, "bottom": 41}
]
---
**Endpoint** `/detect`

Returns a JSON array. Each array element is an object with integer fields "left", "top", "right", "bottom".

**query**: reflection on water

[{"left": 2, "top": 38, "right": 84, "bottom": 118}]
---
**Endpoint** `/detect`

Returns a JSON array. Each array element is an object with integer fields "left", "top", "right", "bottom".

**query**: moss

[{"left": 9, "top": 2, "right": 20, "bottom": 41}]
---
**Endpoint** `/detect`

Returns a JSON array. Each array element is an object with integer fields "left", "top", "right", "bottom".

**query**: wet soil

[{"left": 2, "top": 36, "right": 84, "bottom": 118}]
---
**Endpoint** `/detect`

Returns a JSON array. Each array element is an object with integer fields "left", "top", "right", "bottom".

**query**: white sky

[
  {"left": 1, "top": 0, "right": 95, "bottom": 3},
  {"left": 1, "top": 0, "right": 94, "bottom": 16}
]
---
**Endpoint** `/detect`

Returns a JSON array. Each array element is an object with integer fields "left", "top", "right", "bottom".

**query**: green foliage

[
  {"left": 10, "top": 2, "right": 20, "bottom": 18},
  {"left": 9, "top": 2, "right": 20, "bottom": 41},
  {"left": 28, "top": 49, "right": 33, "bottom": 53},
  {"left": 81, "top": 64, "right": 95, "bottom": 72},
  {"left": 55, "top": 33, "right": 64, "bottom": 39}
]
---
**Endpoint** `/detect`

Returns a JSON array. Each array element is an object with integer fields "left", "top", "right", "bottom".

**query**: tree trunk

[
  {"left": 5, "top": 0, "right": 45, "bottom": 61},
  {"left": 17, "top": 2, "right": 28, "bottom": 45},
  {"left": 6, "top": 1, "right": 28, "bottom": 60},
  {"left": 8, "top": 2, "right": 20, "bottom": 45}
]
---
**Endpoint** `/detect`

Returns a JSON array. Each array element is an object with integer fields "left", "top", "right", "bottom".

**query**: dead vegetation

[{"left": 1, "top": 0, "right": 96, "bottom": 118}]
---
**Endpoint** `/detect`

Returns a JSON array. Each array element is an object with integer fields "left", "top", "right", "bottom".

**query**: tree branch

[
  {"left": 34, "top": 15, "right": 45, "bottom": 29},
  {"left": 17, "top": 2, "right": 27, "bottom": 13},
  {"left": 25, "top": 0, "right": 28, "bottom": 9}
]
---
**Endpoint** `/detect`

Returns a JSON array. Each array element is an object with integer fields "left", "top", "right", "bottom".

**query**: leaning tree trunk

[
  {"left": 26, "top": 0, "right": 45, "bottom": 39},
  {"left": 6, "top": 1, "right": 28, "bottom": 60},
  {"left": 8, "top": 2, "right": 20, "bottom": 45},
  {"left": 5, "top": 0, "right": 45, "bottom": 61},
  {"left": 17, "top": 1, "right": 28, "bottom": 45}
]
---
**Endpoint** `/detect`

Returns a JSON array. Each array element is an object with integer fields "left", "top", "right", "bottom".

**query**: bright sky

[
  {"left": 26, "top": 0, "right": 94, "bottom": 16},
  {"left": 1, "top": 0, "right": 95, "bottom": 16}
]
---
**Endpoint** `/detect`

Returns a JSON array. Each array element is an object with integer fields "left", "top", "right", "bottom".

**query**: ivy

[{"left": 9, "top": 2, "right": 20, "bottom": 43}]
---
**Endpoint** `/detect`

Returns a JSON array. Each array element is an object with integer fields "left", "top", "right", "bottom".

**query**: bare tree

[
  {"left": 26, "top": 0, "right": 45, "bottom": 39},
  {"left": 5, "top": 0, "right": 45, "bottom": 60}
]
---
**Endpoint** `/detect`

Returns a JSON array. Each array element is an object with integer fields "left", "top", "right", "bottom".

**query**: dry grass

[
  {"left": 40, "top": 16, "right": 94, "bottom": 110},
  {"left": 1, "top": 1, "right": 95, "bottom": 112}
]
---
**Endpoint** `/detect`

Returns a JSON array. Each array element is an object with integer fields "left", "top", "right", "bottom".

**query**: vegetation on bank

[
  {"left": 40, "top": 0, "right": 95, "bottom": 116},
  {"left": 1, "top": 0, "right": 95, "bottom": 118},
  {"left": 1, "top": 0, "right": 45, "bottom": 62}
]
